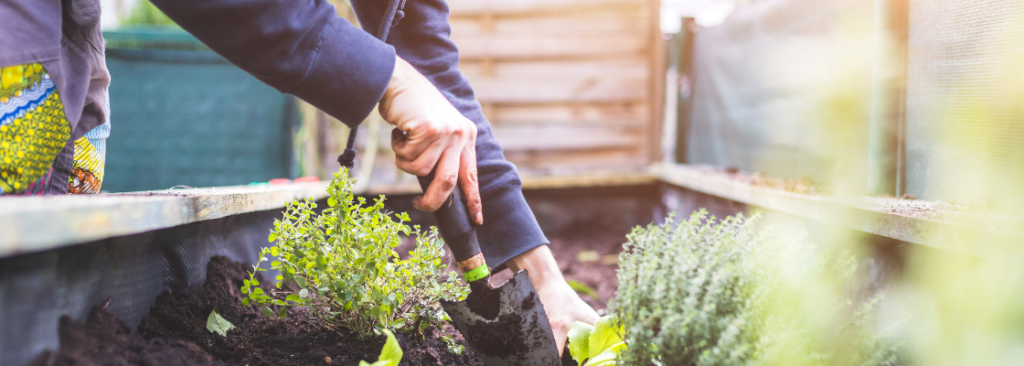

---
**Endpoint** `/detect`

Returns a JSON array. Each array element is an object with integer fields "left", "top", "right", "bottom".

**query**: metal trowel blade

[{"left": 441, "top": 270, "right": 561, "bottom": 366}]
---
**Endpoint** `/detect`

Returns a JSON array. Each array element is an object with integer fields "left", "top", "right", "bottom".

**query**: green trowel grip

[{"left": 463, "top": 265, "right": 491, "bottom": 283}]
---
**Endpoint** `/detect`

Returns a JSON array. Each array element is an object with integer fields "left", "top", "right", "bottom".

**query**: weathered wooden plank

[
  {"left": 462, "top": 59, "right": 649, "bottom": 103},
  {"left": 0, "top": 182, "right": 329, "bottom": 258},
  {"left": 449, "top": 15, "right": 650, "bottom": 38},
  {"left": 484, "top": 103, "right": 650, "bottom": 126},
  {"left": 453, "top": 35, "right": 649, "bottom": 60},
  {"left": 507, "top": 148, "right": 649, "bottom": 176},
  {"left": 491, "top": 125, "right": 645, "bottom": 151},
  {"left": 460, "top": 59, "right": 649, "bottom": 79},
  {"left": 470, "top": 76, "right": 647, "bottom": 103},
  {"left": 446, "top": 0, "right": 647, "bottom": 16},
  {"left": 652, "top": 163, "right": 1024, "bottom": 260}
]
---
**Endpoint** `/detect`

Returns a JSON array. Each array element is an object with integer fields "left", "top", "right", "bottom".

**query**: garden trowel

[{"left": 417, "top": 176, "right": 561, "bottom": 366}]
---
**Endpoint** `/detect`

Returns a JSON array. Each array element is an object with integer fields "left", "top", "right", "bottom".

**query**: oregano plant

[{"left": 241, "top": 169, "right": 469, "bottom": 347}]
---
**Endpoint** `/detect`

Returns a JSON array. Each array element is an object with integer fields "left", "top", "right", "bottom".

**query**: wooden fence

[{"left": 299, "top": 0, "right": 664, "bottom": 191}]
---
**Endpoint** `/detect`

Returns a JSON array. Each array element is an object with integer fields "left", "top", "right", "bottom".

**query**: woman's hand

[{"left": 378, "top": 57, "right": 483, "bottom": 225}]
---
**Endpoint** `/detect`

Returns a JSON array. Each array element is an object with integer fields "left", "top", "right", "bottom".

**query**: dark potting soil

[
  {"left": 464, "top": 280, "right": 501, "bottom": 320},
  {"left": 137, "top": 256, "right": 484, "bottom": 366},
  {"left": 26, "top": 302, "right": 227, "bottom": 366}
]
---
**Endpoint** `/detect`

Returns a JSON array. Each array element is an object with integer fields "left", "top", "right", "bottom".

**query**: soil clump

[
  {"left": 138, "top": 256, "right": 483, "bottom": 366},
  {"left": 26, "top": 302, "right": 226, "bottom": 366}
]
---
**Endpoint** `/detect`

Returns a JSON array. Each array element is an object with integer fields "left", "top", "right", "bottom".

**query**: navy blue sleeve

[
  {"left": 352, "top": 0, "right": 549, "bottom": 269},
  {"left": 149, "top": 0, "right": 395, "bottom": 127}
]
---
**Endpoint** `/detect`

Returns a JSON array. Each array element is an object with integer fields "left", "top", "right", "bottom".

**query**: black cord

[
  {"left": 338, "top": 0, "right": 405, "bottom": 171},
  {"left": 337, "top": 127, "right": 359, "bottom": 169}
]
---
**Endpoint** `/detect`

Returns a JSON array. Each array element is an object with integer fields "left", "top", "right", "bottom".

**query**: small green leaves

[
  {"left": 268, "top": 233, "right": 277, "bottom": 242},
  {"left": 206, "top": 309, "right": 235, "bottom": 337},
  {"left": 240, "top": 168, "right": 468, "bottom": 347}
]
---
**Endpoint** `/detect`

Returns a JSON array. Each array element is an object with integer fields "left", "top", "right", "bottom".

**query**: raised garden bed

[{"left": 28, "top": 256, "right": 482, "bottom": 366}]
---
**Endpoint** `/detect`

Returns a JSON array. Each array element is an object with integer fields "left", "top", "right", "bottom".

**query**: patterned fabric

[
  {"left": 0, "top": 63, "right": 72, "bottom": 195},
  {"left": 68, "top": 122, "right": 109, "bottom": 194}
]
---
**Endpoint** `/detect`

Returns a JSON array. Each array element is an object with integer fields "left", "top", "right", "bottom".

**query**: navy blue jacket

[{"left": 150, "top": 0, "right": 548, "bottom": 270}]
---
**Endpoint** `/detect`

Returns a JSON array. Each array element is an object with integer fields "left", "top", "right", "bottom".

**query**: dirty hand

[
  {"left": 379, "top": 57, "right": 482, "bottom": 225},
  {"left": 508, "top": 245, "right": 600, "bottom": 356}
]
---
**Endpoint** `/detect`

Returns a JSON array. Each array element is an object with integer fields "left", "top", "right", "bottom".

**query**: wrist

[
  {"left": 383, "top": 57, "right": 414, "bottom": 104},
  {"left": 507, "top": 245, "right": 566, "bottom": 293}
]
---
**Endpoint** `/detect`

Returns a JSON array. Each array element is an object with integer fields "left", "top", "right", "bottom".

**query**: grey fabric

[
  {"left": 0, "top": 0, "right": 111, "bottom": 194},
  {"left": 0, "top": 208, "right": 283, "bottom": 366},
  {"left": 903, "top": 0, "right": 1024, "bottom": 202},
  {"left": 685, "top": 0, "right": 875, "bottom": 189}
]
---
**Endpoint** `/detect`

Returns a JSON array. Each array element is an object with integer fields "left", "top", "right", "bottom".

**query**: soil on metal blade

[
  {"left": 465, "top": 280, "right": 501, "bottom": 320},
  {"left": 25, "top": 304, "right": 227, "bottom": 366},
  {"left": 137, "top": 256, "right": 483, "bottom": 366},
  {"left": 464, "top": 291, "right": 546, "bottom": 360}
]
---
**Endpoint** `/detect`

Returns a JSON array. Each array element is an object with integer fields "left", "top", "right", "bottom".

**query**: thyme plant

[
  {"left": 241, "top": 169, "right": 469, "bottom": 346},
  {"left": 613, "top": 210, "right": 900, "bottom": 366}
]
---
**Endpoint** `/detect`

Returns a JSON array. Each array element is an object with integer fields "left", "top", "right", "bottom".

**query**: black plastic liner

[{"left": 0, "top": 208, "right": 281, "bottom": 366}]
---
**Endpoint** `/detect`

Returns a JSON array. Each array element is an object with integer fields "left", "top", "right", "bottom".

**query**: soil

[
  {"left": 137, "top": 256, "right": 484, "bottom": 366},
  {"left": 547, "top": 216, "right": 634, "bottom": 312},
  {"left": 28, "top": 256, "right": 482, "bottom": 366},
  {"left": 26, "top": 302, "right": 227, "bottom": 366}
]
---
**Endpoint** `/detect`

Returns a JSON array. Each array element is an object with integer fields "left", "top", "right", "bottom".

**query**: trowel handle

[{"left": 417, "top": 174, "right": 490, "bottom": 282}]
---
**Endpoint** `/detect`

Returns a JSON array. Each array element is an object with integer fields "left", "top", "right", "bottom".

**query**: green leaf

[
  {"left": 286, "top": 294, "right": 300, "bottom": 302},
  {"left": 380, "top": 329, "right": 404, "bottom": 365},
  {"left": 587, "top": 316, "right": 625, "bottom": 364},
  {"left": 299, "top": 288, "right": 309, "bottom": 299},
  {"left": 278, "top": 307, "right": 288, "bottom": 319},
  {"left": 268, "top": 233, "right": 277, "bottom": 242},
  {"left": 261, "top": 307, "right": 274, "bottom": 317},
  {"left": 568, "top": 280, "right": 599, "bottom": 299},
  {"left": 584, "top": 342, "right": 625, "bottom": 366},
  {"left": 567, "top": 321, "right": 594, "bottom": 365},
  {"left": 206, "top": 309, "right": 235, "bottom": 337}
]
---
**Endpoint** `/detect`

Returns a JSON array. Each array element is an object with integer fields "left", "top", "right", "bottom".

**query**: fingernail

[{"left": 476, "top": 212, "right": 484, "bottom": 225}]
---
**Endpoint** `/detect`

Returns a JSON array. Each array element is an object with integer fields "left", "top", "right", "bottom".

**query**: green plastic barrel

[{"left": 103, "top": 28, "right": 295, "bottom": 192}]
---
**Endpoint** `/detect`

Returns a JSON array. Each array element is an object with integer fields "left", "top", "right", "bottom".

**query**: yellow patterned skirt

[{"left": 1, "top": 63, "right": 106, "bottom": 195}]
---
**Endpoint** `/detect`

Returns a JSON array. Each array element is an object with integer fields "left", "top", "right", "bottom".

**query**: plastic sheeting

[
  {"left": 684, "top": 0, "right": 877, "bottom": 191},
  {"left": 0, "top": 209, "right": 282, "bottom": 366}
]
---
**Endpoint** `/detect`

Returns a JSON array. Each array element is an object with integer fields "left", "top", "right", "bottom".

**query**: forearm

[
  {"left": 356, "top": 0, "right": 549, "bottom": 268},
  {"left": 149, "top": 0, "right": 395, "bottom": 127}
]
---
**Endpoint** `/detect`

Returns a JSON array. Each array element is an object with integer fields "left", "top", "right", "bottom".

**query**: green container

[{"left": 103, "top": 28, "right": 294, "bottom": 192}]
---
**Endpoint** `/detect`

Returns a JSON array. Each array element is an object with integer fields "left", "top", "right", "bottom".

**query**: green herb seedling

[
  {"left": 206, "top": 309, "right": 235, "bottom": 337},
  {"left": 240, "top": 168, "right": 468, "bottom": 348}
]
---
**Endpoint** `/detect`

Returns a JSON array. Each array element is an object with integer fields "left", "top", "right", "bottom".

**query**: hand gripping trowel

[{"left": 417, "top": 176, "right": 562, "bottom": 366}]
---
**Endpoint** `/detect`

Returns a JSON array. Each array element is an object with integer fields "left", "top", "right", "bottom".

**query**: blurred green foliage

[
  {"left": 121, "top": 0, "right": 179, "bottom": 28},
  {"left": 612, "top": 210, "right": 901, "bottom": 366}
]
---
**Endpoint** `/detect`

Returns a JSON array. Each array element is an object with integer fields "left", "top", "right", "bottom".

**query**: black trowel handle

[{"left": 417, "top": 174, "right": 490, "bottom": 282}]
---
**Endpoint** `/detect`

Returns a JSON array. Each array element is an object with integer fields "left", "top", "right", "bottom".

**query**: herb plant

[
  {"left": 241, "top": 169, "right": 469, "bottom": 346},
  {"left": 612, "top": 210, "right": 901, "bottom": 366}
]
